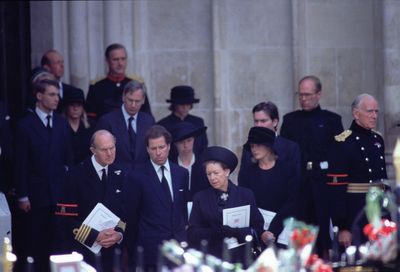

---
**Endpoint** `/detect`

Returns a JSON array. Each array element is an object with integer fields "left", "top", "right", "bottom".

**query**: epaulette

[
  {"left": 90, "top": 76, "right": 106, "bottom": 85},
  {"left": 335, "top": 130, "right": 352, "bottom": 142},
  {"left": 128, "top": 74, "right": 145, "bottom": 84},
  {"left": 372, "top": 129, "right": 383, "bottom": 137}
]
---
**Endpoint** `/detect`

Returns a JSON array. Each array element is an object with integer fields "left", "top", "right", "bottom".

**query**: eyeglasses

[{"left": 296, "top": 91, "right": 319, "bottom": 98}]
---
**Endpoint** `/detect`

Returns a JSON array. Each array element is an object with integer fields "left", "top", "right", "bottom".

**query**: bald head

[
  {"left": 352, "top": 93, "right": 379, "bottom": 130},
  {"left": 41, "top": 50, "right": 64, "bottom": 79},
  {"left": 90, "top": 130, "right": 116, "bottom": 166}
]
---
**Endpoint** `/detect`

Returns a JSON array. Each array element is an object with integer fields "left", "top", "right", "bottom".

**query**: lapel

[
  {"left": 169, "top": 163, "right": 182, "bottom": 205},
  {"left": 85, "top": 159, "right": 105, "bottom": 200},
  {"left": 115, "top": 109, "right": 132, "bottom": 152},
  {"left": 31, "top": 111, "right": 51, "bottom": 141},
  {"left": 144, "top": 161, "right": 171, "bottom": 206}
]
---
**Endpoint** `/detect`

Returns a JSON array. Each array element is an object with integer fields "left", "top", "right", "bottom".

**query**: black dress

[
  {"left": 69, "top": 121, "right": 93, "bottom": 165},
  {"left": 188, "top": 181, "right": 264, "bottom": 262},
  {"left": 238, "top": 160, "right": 299, "bottom": 239}
]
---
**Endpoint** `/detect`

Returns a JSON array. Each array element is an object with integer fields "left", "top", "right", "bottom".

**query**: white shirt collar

[
  {"left": 121, "top": 105, "right": 139, "bottom": 121},
  {"left": 91, "top": 155, "right": 109, "bottom": 178},
  {"left": 35, "top": 107, "right": 53, "bottom": 126},
  {"left": 150, "top": 159, "right": 171, "bottom": 173},
  {"left": 178, "top": 153, "right": 195, "bottom": 169}
]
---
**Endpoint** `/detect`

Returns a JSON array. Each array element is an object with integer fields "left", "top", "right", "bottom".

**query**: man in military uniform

[
  {"left": 326, "top": 94, "right": 387, "bottom": 248},
  {"left": 86, "top": 43, "right": 152, "bottom": 120},
  {"left": 280, "top": 75, "right": 343, "bottom": 256}
]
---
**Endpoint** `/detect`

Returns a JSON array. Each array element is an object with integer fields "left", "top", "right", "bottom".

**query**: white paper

[
  {"left": 258, "top": 208, "right": 289, "bottom": 245},
  {"left": 222, "top": 205, "right": 250, "bottom": 228},
  {"left": 187, "top": 202, "right": 193, "bottom": 218},
  {"left": 81, "top": 203, "right": 120, "bottom": 253}
]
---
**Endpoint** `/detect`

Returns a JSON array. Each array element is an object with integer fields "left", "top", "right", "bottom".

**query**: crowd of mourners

[{"left": 0, "top": 43, "right": 387, "bottom": 271}]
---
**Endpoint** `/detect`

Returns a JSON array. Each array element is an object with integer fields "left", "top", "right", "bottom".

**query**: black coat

[
  {"left": 56, "top": 158, "right": 126, "bottom": 270},
  {"left": 95, "top": 109, "right": 155, "bottom": 171},
  {"left": 158, "top": 113, "right": 208, "bottom": 160},
  {"left": 187, "top": 181, "right": 264, "bottom": 259},
  {"left": 238, "top": 161, "right": 299, "bottom": 238},
  {"left": 0, "top": 102, "right": 12, "bottom": 192},
  {"left": 124, "top": 160, "right": 189, "bottom": 267},
  {"left": 86, "top": 76, "right": 152, "bottom": 119},
  {"left": 327, "top": 121, "right": 387, "bottom": 232},
  {"left": 14, "top": 111, "right": 72, "bottom": 207},
  {"left": 69, "top": 122, "right": 93, "bottom": 165}
]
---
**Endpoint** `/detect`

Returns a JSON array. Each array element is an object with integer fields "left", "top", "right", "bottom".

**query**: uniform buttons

[
  {"left": 369, "top": 180, "right": 372, "bottom": 183},
  {"left": 381, "top": 167, "right": 384, "bottom": 171},
  {"left": 356, "top": 136, "right": 360, "bottom": 140},
  {"left": 365, "top": 157, "right": 369, "bottom": 161},
  {"left": 368, "top": 169, "right": 372, "bottom": 172},
  {"left": 361, "top": 147, "right": 365, "bottom": 151},
  {"left": 380, "top": 156, "right": 383, "bottom": 160}
]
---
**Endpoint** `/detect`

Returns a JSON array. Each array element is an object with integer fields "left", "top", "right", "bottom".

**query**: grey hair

[
  {"left": 351, "top": 93, "right": 376, "bottom": 111},
  {"left": 90, "top": 130, "right": 116, "bottom": 148}
]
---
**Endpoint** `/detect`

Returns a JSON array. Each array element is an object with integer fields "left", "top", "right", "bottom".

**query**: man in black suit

[
  {"left": 280, "top": 75, "right": 343, "bottom": 257},
  {"left": 95, "top": 79, "right": 155, "bottom": 171},
  {"left": 14, "top": 79, "right": 72, "bottom": 271},
  {"left": 56, "top": 129, "right": 126, "bottom": 270},
  {"left": 124, "top": 125, "right": 188, "bottom": 271},
  {"left": 86, "top": 43, "right": 152, "bottom": 120},
  {"left": 41, "top": 49, "right": 85, "bottom": 113}
]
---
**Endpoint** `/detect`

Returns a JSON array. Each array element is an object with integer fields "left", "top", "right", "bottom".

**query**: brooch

[{"left": 220, "top": 193, "right": 229, "bottom": 201}]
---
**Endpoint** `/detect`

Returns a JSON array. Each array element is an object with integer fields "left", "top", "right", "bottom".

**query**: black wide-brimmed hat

[
  {"left": 171, "top": 122, "right": 207, "bottom": 143},
  {"left": 244, "top": 127, "right": 276, "bottom": 151},
  {"left": 63, "top": 89, "right": 85, "bottom": 106},
  {"left": 203, "top": 146, "right": 238, "bottom": 173},
  {"left": 166, "top": 85, "right": 200, "bottom": 104}
]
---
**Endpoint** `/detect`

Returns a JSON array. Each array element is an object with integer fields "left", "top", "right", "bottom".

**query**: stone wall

[{"left": 30, "top": 0, "right": 400, "bottom": 178}]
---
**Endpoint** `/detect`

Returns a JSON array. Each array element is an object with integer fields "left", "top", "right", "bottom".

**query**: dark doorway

[{"left": 0, "top": 1, "right": 31, "bottom": 121}]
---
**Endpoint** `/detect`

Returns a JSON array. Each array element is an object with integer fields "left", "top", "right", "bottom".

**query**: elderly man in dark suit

[
  {"left": 124, "top": 125, "right": 188, "bottom": 271},
  {"left": 95, "top": 79, "right": 155, "bottom": 172},
  {"left": 56, "top": 130, "right": 126, "bottom": 271},
  {"left": 14, "top": 79, "right": 73, "bottom": 271},
  {"left": 41, "top": 49, "right": 85, "bottom": 113}
]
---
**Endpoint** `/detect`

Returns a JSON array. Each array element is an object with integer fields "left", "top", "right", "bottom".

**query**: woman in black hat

[
  {"left": 238, "top": 127, "right": 300, "bottom": 248},
  {"left": 63, "top": 90, "right": 93, "bottom": 164},
  {"left": 171, "top": 121, "right": 209, "bottom": 201},
  {"left": 157, "top": 85, "right": 208, "bottom": 159},
  {"left": 187, "top": 146, "right": 271, "bottom": 265}
]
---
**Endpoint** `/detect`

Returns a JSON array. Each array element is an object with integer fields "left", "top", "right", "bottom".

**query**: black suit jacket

[
  {"left": 124, "top": 160, "right": 188, "bottom": 266},
  {"left": 95, "top": 109, "right": 155, "bottom": 171},
  {"left": 14, "top": 111, "right": 72, "bottom": 208},
  {"left": 56, "top": 158, "right": 126, "bottom": 270}
]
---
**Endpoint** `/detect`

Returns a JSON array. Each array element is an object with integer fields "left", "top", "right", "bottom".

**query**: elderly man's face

[
  {"left": 90, "top": 133, "right": 116, "bottom": 167},
  {"left": 107, "top": 48, "right": 127, "bottom": 76},
  {"left": 353, "top": 97, "right": 379, "bottom": 130},
  {"left": 44, "top": 52, "right": 64, "bottom": 79}
]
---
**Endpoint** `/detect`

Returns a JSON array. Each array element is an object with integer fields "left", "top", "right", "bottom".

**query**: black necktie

[
  {"left": 160, "top": 166, "right": 172, "bottom": 203},
  {"left": 128, "top": 116, "right": 136, "bottom": 156},
  {"left": 46, "top": 115, "right": 52, "bottom": 130},
  {"left": 101, "top": 168, "right": 107, "bottom": 196}
]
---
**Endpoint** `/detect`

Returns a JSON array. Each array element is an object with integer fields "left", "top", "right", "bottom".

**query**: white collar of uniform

[
  {"left": 121, "top": 105, "right": 139, "bottom": 121},
  {"left": 35, "top": 107, "right": 53, "bottom": 125},
  {"left": 91, "top": 155, "right": 109, "bottom": 177},
  {"left": 178, "top": 153, "right": 195, "bottom": 169},
  {"left": 150, "top": 159, "right": 171, "bottom": 174}
]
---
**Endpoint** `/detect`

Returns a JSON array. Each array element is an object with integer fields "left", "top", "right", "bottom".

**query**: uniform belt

[
  {"left": 306, "top": 161, "right": 328, "bottom": 171},
  {"left": 347, "top": 182, "right": 386, "bottom": 194}
]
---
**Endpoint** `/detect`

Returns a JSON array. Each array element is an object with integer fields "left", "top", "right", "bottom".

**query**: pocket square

[
  {"left": 179, "top": 189, "right": 184, "bottom": 192},
  {"left": 114, "top": 170, "right": 122, "bottom": 175},
  {"left": 116, "top": 189, "right": 121, "bottom": 193}
]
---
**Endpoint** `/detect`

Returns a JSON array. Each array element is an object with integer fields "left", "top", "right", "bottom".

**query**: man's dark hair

[
  {"left": 252, "top": 101, "right": 279, "bottom": 121},
  {"left": 105, "top": 43, "right": 126, "bottom": 59},
  {"left": 299, "top": 75, "right": 322, "bottom": 92},
  {"left": 33, "top": 79, "right": 59, "bottom": 95},
  {"left": 145, "top": 125, "right": 172, "bottom": 146},
  {"left": 40, "top": 49, "right": 59, "bottom": 66},
  {"left": 123, "top": 80, "right": 146, "bottom": 96}
]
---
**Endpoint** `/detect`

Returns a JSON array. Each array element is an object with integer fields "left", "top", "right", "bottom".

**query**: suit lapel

[
  {"left": 144, "top": 161, "right": 170, "bottom": 206},
  {"left": 85, "top": 159, "right": 105, "bottom": 200},
  {"left": 116, "top": 110, "right": 131, "bottom": 152}
]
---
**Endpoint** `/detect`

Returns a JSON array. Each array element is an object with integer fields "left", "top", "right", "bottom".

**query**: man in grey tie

[{"left": 95, "top": 79, "right": 155, "bottom": 171}]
